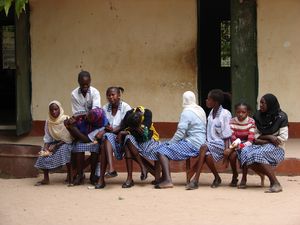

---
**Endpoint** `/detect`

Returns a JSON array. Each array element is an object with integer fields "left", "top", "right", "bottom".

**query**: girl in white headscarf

[
  {"left": 35, "top": 100, "right": 73, "bottom": 185},
  {"left": 154, "top": 91, "right": 207, "bottom": 189}
]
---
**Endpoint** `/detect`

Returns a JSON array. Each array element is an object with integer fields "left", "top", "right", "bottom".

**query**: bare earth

[{"left": 1, "top": 172, "right": 300, "bottom": 225}]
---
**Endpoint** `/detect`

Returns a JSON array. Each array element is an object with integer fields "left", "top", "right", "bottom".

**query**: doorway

[
  {"left": 198, "top": 0, "right": 231, "bottom": 114},
  {"left": 0, "top": 7, "right": 31, "bottom": 135},
  {"left": 197, "top": 0, "right": 258, "bottom": 114},
  {"left": 0, "top": 10, "right": 16, "bottom": 127}
]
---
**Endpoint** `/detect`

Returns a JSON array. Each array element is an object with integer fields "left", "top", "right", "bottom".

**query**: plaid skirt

[
  {"left": 104, "top": 133, "right": 124, "bottom": 160},
  {"left": 125, "top": 135, "right": 160, "bottom": 161},
  {"left": 35, "top": 143, "right": 72, "bottom": 170},
  {"left": 240, "top": 143, "right": 285, "bottom": 166},
  {"left": 155, "top": 140, "right": 199, "bottom": 160},
  {"left": 205, "top": 140, "right": 225, "bottom": 162},
  {"left": 72, "top": 142, "right": 100, "bottom": 153}
]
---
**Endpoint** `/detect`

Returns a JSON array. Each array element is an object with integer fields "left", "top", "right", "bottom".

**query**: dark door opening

[
  {"left": 0, "top": 7, "right": 32, "bottom": 134},
  {"left": 198, "top": 0, "right": 231, "bottom": 114},
  {"left": 0, "top": 10, "right": 16, "bottom": 126}
]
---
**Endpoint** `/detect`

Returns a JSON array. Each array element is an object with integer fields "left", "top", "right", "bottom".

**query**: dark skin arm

[
  {"left": 48, "top": 141, "right": 64, "bottom": 152},
  {"left": 142, "top": 109, "right": 152, "bottom": 128},
  {"left": 105, "top": 124, "right": 121, "bottom": 134},
  {"left": 64, "top": 117, "right": 91, "bottom": 143},
  {"left": 254, "top": 134, "right": 281, "bottom": 146},
  {"left": 116, "top": 110, "right": 133, "bottom": 143}
]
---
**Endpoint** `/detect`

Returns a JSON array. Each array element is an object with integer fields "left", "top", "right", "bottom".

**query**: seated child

[
  {"left": 119, "top": 106, "right": 160, "bottom": 188},
  {"left": 65, "top": 107, "right": 108, "bottom": 185},
  {"left": 94, "top": 87, "right": 131, "bottom": 189},
  {"left": 102, "top": 87, "right": 131, "bottom": 177},
  {"left": 35, "top": 101, "right": 73, "bottom": 185},
  {"left": 154, "top": 91, "right": 206, "bottom": 189},
  {"left": 223, "top": 102, "right": 256, "bottom": 187},
  {"left": 186, "top": 89, "right": 232, "bottom": 190}
]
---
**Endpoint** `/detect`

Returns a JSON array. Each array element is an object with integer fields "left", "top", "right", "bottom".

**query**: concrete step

[{"left": 0, "top": 135, "right": 299, "bottom": 177}]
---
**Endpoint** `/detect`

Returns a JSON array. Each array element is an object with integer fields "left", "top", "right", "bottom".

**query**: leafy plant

[{"left": 0, "top": 0, "right": 28, "bottom": 17}]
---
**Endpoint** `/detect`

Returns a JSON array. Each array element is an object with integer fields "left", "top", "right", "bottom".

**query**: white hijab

[{"left": 182, "top": 91, "right": 206, "bottom": 125}]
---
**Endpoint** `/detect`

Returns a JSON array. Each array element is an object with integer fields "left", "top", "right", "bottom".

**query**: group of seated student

[{"left": 34, "top": 71, "right": 289, "bottom": 193}]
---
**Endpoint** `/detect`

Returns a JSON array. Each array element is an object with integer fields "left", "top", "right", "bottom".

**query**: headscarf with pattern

[{"left": 77, "top": 107, "right": 108, "bottom": 135}]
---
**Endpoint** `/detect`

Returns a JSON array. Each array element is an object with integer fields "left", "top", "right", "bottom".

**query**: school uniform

[
  {"left": 240, "top": 94, "right": 289, "bottom": 167},
  {"left": 240, "top": 126, "right": 288, "bottom": 166},
  {"left": 71, "top": 86, "right": 101, "bottom": 116},
  {"left": 35, "top": 101, "right": 73, "bottom": 170},
  {"left": 123, "top": 107, "right": 160, "bottom": 161},
  {"left": 72, "top": 108, "right": 108, "bottom": 153},
  {"left": 205, "top": 105, "right": 232, "bottom": 161},
  {"left": 35, "top": 122, "right": 73, "bottom": 169},
  {"left": 103, "top": 101, "right": 132, "bottom": 160},
  {"left": 155, "top": 110, "right": 206, "bottom": 160}
]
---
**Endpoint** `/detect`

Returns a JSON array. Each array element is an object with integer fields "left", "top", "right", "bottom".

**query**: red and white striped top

[{"left": 230, "top": 116, "right": 256, "bottom": 150}]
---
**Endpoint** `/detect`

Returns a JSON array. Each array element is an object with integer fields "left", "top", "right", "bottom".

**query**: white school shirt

[
  {"left": 103, "top": 101, "right": 131, "bottom": 129},
  {"left": 207, "top": 105, "right": 232, "bottom": 143},
  {"left": 71, "top": 86, "right": 101, "bottom": 116}
]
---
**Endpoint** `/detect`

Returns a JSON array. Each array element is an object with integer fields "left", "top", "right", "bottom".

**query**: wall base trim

[{"left": 28, "top": 121, "right": 300, "bottom": 138}]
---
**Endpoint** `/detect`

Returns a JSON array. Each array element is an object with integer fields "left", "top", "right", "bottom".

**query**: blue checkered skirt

[
  {"left": 240, "top": 143, "right": 284, "bottom": 166},
  {"left": 35, "top": 143, "right": 72, "bottom": 170},
  {"left": 155, "top": 140, "right": 199, "bottom": 160},
  {"left": 104, "top": 133, "right": 124, "bottom": 160},
  {"left": 205, "top": 140, "right": 225, "bottom": 162},
  {"left": 72, "top": 142, "right": 100, "bottom": 153},
  {"left": 125, "top": 135, "right": 160, "bottom": 161}
]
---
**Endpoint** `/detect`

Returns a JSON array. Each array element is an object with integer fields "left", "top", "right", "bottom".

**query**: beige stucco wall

[
  {"left": 30, "top": 0, "right": 197, "bottom": 122},
  {"left": 257, "top": 0, "right": 300, "bottom": 121}
]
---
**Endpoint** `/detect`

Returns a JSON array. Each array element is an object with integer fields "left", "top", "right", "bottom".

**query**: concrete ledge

[
  {"left": 22, "top": 121, "right": 300, "bottom": 138},
  {"left": 0, "top": 135, "right": 299, "bottom": 177}
]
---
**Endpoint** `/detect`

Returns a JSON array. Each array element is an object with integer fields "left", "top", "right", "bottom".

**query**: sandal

[
  {"left": 211, "top": 177, "right": 222, "bottom": 188},
  {"left": 185, "top": 180, "right": 199, "bottom": 190},
  {"left": 72, "top": 174, "right": 85, "bottom": 186},
  {"left": 140, "top": 170, "right": 148, "bottom": 181},
  {"left": 154, "top": 184, "right": 173, "bottom": 189},
  {"left": 265, "top": 184, "right": 282, "bottom": 193},
  {"left": 95, "top": 182, "right": 106, "bottom": 189},
  {"left": 229, "top": 178, "right": 239, "bottom": 187},
  {"left": 122, "top": 180, "right": 134, "bottom": 188},
  {"left": 105, "top": 171, "right": 118, "bottom": 178},
  {"left": 237, "top": 182, "right": 247, "bottom": 189},
  {"left": 35, "top": 180, "right": 49, "bottom": 186}
]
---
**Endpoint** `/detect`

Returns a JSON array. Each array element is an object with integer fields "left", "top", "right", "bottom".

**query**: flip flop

[
  {"left": 229, "top": 178, "right": 239, "bottom": 187},
  {"left": 211, "top": 178, "right": 222, "bottom": 188},
  {"left": 35, "top": 180, "right": 49, "bottom": 186},
  {"left": 95, "top": 183, "right": 106, "bottom": 189},
  {"left": 237, "top": 183, "right": 247, "bottom": 189},
  {"left": 154, "top": 183, "right": 173, "bottom": 189},
  {"left": 105, "top": 171, "right": 118, "bottom": 178},
  {"left": 265, "top": 184, "right": 282, "bottom": 193},
  {"left": 185, "top": 181, "right": 199, "bottom": 190},
  {"left": 122, "top": 180, "right": 134, "bottom": 188}
]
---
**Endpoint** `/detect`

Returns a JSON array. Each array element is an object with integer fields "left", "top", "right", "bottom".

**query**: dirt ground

[{"left": 1, "top": 172, "right": 300, "bottom": 225}]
